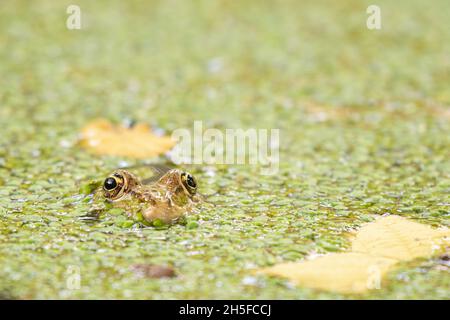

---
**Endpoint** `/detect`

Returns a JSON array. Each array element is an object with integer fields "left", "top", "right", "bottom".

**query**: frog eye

[
  {"left": 103, "top": 177, "right": 118, "bottom": 191},
  {"left": 181, "top": 172, "right": 197, "bottom": 194},
  {"left": 186, "top": 174, "right": 197, "bottom": 189}
]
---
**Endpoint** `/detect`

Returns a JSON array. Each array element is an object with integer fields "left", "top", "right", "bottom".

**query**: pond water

[{"left": 0, "top": 0, "right": 448, "bottom": 299}]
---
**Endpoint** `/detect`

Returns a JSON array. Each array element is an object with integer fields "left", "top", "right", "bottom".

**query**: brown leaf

[
  {"left": 79, "top": 119, "right": 175, "bottom": 158},
  {"left": 131, "top": 264, "right": 176, "bottom": 279}
]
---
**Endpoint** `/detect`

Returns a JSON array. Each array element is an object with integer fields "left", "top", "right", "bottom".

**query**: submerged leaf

[
  {"left": 131, "top": 264, "right": 176, "bottom": 278},
  {"left": 257, "top": 215, "right": 449, "bottom": 294},
  {"left": 79, "top": 119, "right": 175, "bottom": 158}
]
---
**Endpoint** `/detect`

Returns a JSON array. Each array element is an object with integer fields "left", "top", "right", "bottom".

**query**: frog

[{"left": 100, "top": 168, "right": 200, "bottom": 225}]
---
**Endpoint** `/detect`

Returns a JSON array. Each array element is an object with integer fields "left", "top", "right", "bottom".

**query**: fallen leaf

[
  {"left": 260, "top": 253, "right": 397, "bottom": 293},
  {"left": 257, "top": 215, "right": 449, "bottom": 294},
  {"left": 352, "top": 215, "right": 449, "bottom": 260},
  {"left": 79, "top": 119, "right": 175, "bottom": 158},
  {"left": 131, "top": 264, "right": 176, "bottom": 278}
]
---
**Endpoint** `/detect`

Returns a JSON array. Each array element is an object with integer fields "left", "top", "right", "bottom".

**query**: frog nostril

[{"left": 104, "top": 177, "right": 117, "bottom": 190}]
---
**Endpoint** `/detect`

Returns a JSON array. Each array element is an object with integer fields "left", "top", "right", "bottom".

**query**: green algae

[{"left": 0, "top": 0, "right": 449, "bottom": 299}]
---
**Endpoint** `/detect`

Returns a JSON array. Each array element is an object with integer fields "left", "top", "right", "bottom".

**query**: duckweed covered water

[{"left": 0, "top": 0, "right": 449, "bottom": 299}]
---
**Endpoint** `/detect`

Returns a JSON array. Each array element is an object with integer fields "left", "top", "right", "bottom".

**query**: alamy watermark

[
  {"left": 366, "top": 5, "right": 381, "bottom": 30},
  {"left": 169, "top": 121, "right": 280, "bottom": 175},
  {"left": 66, "top": 5, "right": 81, "bottom": 30},
  {"left": 66, "top": 265, "right": 81, "bottom": 290}
]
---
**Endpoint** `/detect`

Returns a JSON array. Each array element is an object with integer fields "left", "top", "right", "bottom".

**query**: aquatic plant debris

[
  {"left": 257, "top": 216, "right": 449, "bottom": 294},
  {"left": 79, "top": 119, "right": 176, "bottom": 158}
]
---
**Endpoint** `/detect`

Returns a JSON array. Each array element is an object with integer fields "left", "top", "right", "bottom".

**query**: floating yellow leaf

[
  {"left": 257, "top": 215, "right": 449, "bottom": 294},
  {"left": 260, "top": 253, "right": 397, "bottom": 293},
  {"left": 352, "top": 215, "right": 449, "bottom": 260},
  {"left": 79, "top": 119, "right": 176, "bottom": 158}
]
